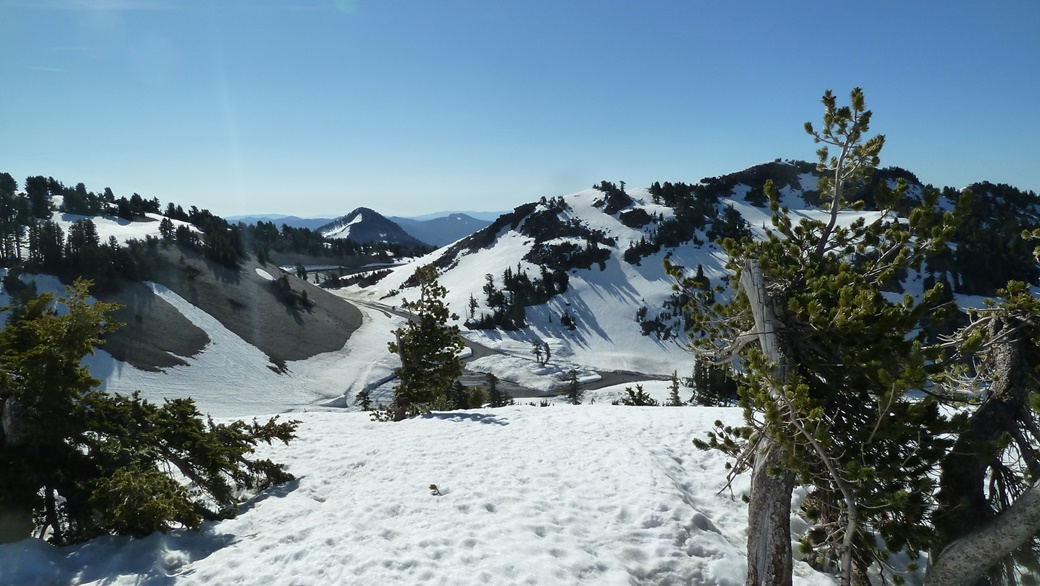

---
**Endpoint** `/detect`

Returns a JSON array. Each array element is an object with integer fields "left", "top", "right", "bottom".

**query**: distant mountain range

[
  {"left": 230, "top": 209, "right": 495, "bottom": 248},
  {"left": 228, "top": 215, "right": 332, "bottom": 231},
  {"left": 388, "top": 213, "right": 493, "bottom": 247}
]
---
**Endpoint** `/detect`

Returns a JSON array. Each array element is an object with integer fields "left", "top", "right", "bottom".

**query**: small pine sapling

[{"left": 666, "top": 372, "right": 684, "bottom": 406}]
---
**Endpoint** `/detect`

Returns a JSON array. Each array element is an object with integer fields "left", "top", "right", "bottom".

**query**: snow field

[{"left": 0, "top": 404, "right": 838, "bottom": 585}]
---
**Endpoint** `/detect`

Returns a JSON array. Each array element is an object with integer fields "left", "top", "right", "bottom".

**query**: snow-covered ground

[
  {"left": 0, "top": 271, "right": 843, "bottom": 585},
  {"left": 0, "top": 270, "right": 845, "bottom": 585},
  {"left": 0, "top": 390, "right": 838, "bottom": 586}
]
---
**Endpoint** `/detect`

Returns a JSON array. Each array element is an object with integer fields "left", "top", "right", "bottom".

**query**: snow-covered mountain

[
  {"left": 319, "top": 207, "right": 428, "bottom": 248},
  {"left": 337, "top": 165, "right": 826, "bottom": 379},
  {"left": 337, "top": 160, "right": 1040, "bottom": 399}
]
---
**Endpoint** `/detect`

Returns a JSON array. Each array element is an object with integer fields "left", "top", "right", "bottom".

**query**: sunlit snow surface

[{"left": 0, "top": 398, "right": 836, "bottom": 585}]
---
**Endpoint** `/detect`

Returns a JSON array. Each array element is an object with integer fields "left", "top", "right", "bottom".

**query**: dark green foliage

[
  {"left": 449, "top": 381, "right": 473, "bottom": 410},
  {"left": 485, "top": 372, "right": 512, "bottom": 407},
  {"left": 0, "top": 281, "right": 297, "bottom": 544},
  {"left": 615, "top": 384, "right": 658, "bottom": 406},
  {"left": 466, "top": 265, "right": 569, "bottom": 331},
  {"left": 592, "top": 180, "right": 634, "bottom": 215},
  {"left": 624, "top": 180, "right": 754, "bottom": 265},
  {"left": 386, "top": 265, "right": 465, "bottom": 420},
  {"left": 950, "top": 182, "right": 1040, "bottom": 296},
  {"left": 560, "top": 311, "right": 576, "bottom": 330},
  {"left": 689, "top": 361, "right": 738, "bottom": 406},
  {"left": 675, "top": 88, "right": 967, "bottom": 582},
  {"left": 508, "top": 196, "right": 615, "bottom": 273},
  {"left": 666, "top": 371, "right": 684, "bottom": 407},
  {"left": 619, "top": 208, "right": 651, "bottom": 229},
  {"left": 564, "top": 369, "right": 582, "bottom": 405},
  {"left": 525, "top": 238, "right": 612, "bottom": 273},
  {"left": 270, "top": 275, "right": 314, "bottom": 310}
]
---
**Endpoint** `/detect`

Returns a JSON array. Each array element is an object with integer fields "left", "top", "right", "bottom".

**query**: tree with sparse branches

[{"left": 673, "top": 88, "right": 967, "bottom": 585}]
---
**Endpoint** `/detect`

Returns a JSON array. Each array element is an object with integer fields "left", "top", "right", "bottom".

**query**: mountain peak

[{"left": 319, "top": 208, "right": 428, "bottom": 248}]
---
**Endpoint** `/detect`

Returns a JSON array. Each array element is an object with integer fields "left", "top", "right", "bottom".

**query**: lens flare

[{"left": 333, "top": 0, "right": 358, "bottom": 14}]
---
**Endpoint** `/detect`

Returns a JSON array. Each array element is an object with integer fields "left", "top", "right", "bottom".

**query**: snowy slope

[
  {"left": 339, "top": 189, "right": 717, "bottom": 380},
  {"left": 79, "top": 281, "right": 407, "bottom": 417},
  {"left": 0, "top": 398, "right": 838, "bottom": 586},
  {"left": 53, "top": 209, "right": 196, "bottom": 245}
]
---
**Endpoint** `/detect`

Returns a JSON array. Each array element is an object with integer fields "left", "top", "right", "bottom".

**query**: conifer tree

[
  {"left": 675, "top": 88, "right": 966, "bottom": 585},
  {"left": 564, "top": 369, "right": 582, "bottom": 405},
  {"left": 0, "top": 280, "right": 297, "bottom": 545},
  {"left": 485, "top": 372, "right": 511, "bottom": 408},
  {"left": 925, "top": 256, "right": 1040, "bottom": 584},
  {"left": 618, "top": 384, "right": 658, "bottom": 406},
  {"left": 666, "top": 371, "right": 684, "bottom": 406},
  {"left": 386, "top": 264, "right": 464, "bottom": 421}
]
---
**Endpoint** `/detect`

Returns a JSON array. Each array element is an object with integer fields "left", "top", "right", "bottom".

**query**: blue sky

[{"left": 2, "top": 1, "right": 1037, "bottom": 218}]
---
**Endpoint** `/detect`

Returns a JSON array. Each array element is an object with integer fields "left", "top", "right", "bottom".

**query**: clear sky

[{"left": 2, "top": 1, "right": 1038, "bottom": 218}]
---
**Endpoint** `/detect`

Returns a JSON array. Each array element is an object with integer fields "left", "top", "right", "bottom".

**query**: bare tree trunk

[
  {"left": 746, "top": 438, "right": 796, "bottom": 586},
  {"left": 741, "top": 260, "right": 795, "bottom": 586}
]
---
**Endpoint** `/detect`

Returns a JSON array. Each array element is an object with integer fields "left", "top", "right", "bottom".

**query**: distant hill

[
  {"left": 389, "top": 213, "right": 492, "bottom": 247},
  {"left": 405, "top": 210, "right": 506, "bottom": 222},
  {"left": 318, "top": 207, "right": 428, "bottom": 248},
  {"left": 229, "top": 215, "right": 334, "bottom": 231},
  {"left": 232, "top": 211, "right": 497, "bottom": 247},
  {"left": 338, "top": 161, "right": 1040, "bottom": 373}
]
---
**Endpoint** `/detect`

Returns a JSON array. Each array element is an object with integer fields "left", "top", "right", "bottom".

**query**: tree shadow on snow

[
  {"left": 0, "top": 528, "right": 238, "bottom": 586},
  {"left": 235, "top": 477, "right": 301, "bottom": 516},
  {"left": 423, "top": 412, "right": 509, "bottom": 426}
]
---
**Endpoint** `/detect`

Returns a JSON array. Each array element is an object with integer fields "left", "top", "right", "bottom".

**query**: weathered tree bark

[
  {"left": 745, "top": 438, "right": 796, "bottom": 586},
  {"left": 741, "top": 260, "right": 795, "bottom": 586},
  {"left": 928, "top": 316, "right": 1040, "bottom": 585},
  {"left": 926, "top": 483, "right": 1040, "bottom": 586}
]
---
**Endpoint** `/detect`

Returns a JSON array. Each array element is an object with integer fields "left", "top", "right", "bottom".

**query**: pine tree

[
  {"left": 386, "top": 264, "right": 465, "bottom": 421},
  {"left": 666, "top": 371, "right": 684, "bottom": 406},
  {"left": 564, "top": 369, "right": 582, "bottom": 405},
  {"left": 925, "top": 268, "right": 1040, "bottom": 584},
  {"left": 675, "top": 88, "right": 966, "bottom": 585},
  {"left": 486, "top": 372, "right": 510, "bottom": 408},
  {"left": 531, "top": 342, "right": 543, "bottom": 365},
  {"left": 0, "top": 280, "right": 297, "bottom": 545},
  {"left": 618, "top": 384, "right": 658, "bottom": 406}
]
